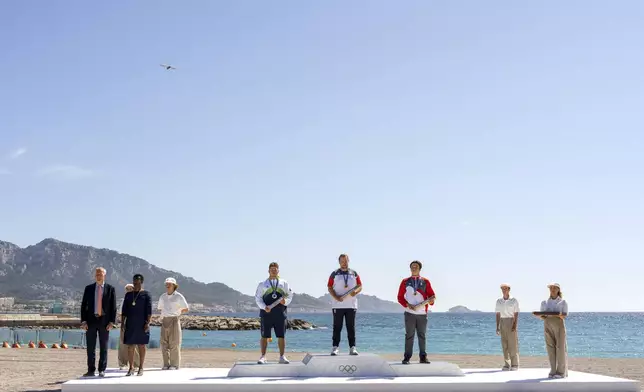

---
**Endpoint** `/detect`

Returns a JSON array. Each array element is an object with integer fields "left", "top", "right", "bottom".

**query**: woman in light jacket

[{"left": 534, "top": 282, "right": 568, "bottom": 379}]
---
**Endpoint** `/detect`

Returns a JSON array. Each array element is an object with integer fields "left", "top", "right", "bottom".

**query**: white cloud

[
  {"left": 37, "top": 165, "right": 95, "bottom": 180},
  {"left": 7, "top": 148, "right": 27, "bottom": 160}
]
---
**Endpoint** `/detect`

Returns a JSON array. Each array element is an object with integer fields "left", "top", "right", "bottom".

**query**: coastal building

[{"left": 0, "top": 297, "right": 15, "bottom": 308}]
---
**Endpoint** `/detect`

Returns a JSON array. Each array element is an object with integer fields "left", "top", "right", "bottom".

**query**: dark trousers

[
  {"left": 404, "top": 312, "right": 428, "bottom": 358},
  {"left": 332, "top": 308, "right": 356, "bottom": 347},
  {"left": 86, "top": 317, "right": 110, "bottom": 372}
]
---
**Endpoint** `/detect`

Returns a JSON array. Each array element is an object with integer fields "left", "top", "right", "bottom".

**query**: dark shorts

[{"left": 260, "top": 309, "right": 287, "bottom": 338}]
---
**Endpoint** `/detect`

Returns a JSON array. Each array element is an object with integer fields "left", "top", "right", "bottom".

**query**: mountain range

[{"left": 0, "top": 238, "right": 401, "bottom": 313}]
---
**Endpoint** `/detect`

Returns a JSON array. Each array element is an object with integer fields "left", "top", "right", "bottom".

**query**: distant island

[
  {"left": 0, "top": 238, "right": 401, "bottom": 313},
  {"left": 448, "top": 305, "right": 482, "bottom": 313}
]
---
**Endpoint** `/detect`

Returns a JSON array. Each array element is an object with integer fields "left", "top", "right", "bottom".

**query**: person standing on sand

[
  {"left": 495, "top": 283, "right": 520, "bottom": 371},
  {"left": 327, "top": 253, "right": 362, "bottom": 356},
  {"left": 255, "top": 261, "right": 293, "bottom": 364},
  {"left": 80, "top": 267, "right": 117, "bottom": 378},
  {"left": 121, "top": 274, "right": 152, "bottom": 376},
  {"left": 397, "top": 260, "right": 435, "bottom": 364},
  {"left": 158, "top": 277, "right": 189, "bottom": 370},
  {"left": 118, "top": 284, "right": 140, "bottom": 370},
  {"left": 534, "top": 282, "right": 568, "bottom": 379}
]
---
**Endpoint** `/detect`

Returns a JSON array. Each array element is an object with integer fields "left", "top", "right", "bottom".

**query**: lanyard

[
  {"left": 343, "top": 271, "right": 349, "bottom": 288},
  {"left": 412, "top": 277, "right": 420, "bottom": 295}
]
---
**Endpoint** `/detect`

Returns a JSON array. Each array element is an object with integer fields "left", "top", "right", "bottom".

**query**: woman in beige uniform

[{"left": 534, "top": 282, "right": 568, "bottom": 379}]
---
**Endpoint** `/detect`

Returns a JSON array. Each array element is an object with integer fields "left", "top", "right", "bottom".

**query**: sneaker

[
  {"left": 502, "top": 366, "right": 510, "bottom": 371},
  {"left": 82, "top": 372, "right": 95, "bottom": 377},
  {"left": 257, "top": 356, "right": 266, "bottom": 364},
  {"left": 510, "top": 366, "right": 519, "bottom": 371},
  {"left": 330, "top": 347, "right": 339, "bottom": 356},
  {"left": 279, "top": 355, "right": 290, "bottom": 364},
  {"left": 349, "top": 346, "right": 358, "bottom": 355},
  {"left": 169, "top": 366, "right": 178, "bottom": 370},
  {"left": 553, "top": 374, "right": 564, "bottom": 379},
  {"left": 419, "top": 355, "right": 430, "bottom": 364},
  {"left": 162, "top": 366, "right": 170, "bottom": 370},
  {"left": 402, "top": 357, "right": 410, "bottom": 365},
  {"left": 98, "top": 371, "right": 105, "bottom": 377}
]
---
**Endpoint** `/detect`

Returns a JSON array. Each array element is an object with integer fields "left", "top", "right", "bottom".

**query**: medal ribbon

[
  {"left": 413, "top": 277, "right": 420, "bottom": 295},
  {"left": 269, "top": 278, "right": 279, "bottom": 294},
  {"left": 343, "top": 271, "right": 349, "bottom": 288}
]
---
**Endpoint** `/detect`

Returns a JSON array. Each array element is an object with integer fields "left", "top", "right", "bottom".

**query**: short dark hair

[
  {"left": 269, "top": 262, "right": 279, "bottom": 269},
  {"left": 410, "top": 260, "right": 422, "bottom": 270},
  {"left": 133, "top": 273, "right": 144, "bottom": 282},
  {"left": 338, "top": 254, "right": 349, "bottom": 262}
]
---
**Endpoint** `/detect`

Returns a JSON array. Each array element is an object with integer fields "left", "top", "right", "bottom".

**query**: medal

[
  {"left": 269, "top": 278, "right": 279, "bottom": 300},
  {"left": 343, "top": 271, "right": 349, "bottom": 289},
  {"left": 132, "top": 302, "right": 136, "bottom": 306},
  {"left": 412, "top": 277, "right": 419, "bottom": 296}
]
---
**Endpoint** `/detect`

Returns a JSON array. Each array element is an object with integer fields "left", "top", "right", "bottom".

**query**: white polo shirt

[
  {"left": 540, "top": 297, "right": 568, "bottom": 314},
  {"left": 157, "top": 291, "right": 189, "bottom": 318},
  {"left": 495, "top": 297, "right": 520, "bottom": 318}
]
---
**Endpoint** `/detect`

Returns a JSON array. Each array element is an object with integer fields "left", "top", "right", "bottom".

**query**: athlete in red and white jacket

[
  {"left": 397, "top": 260, "right": 436, "bottom": 363},
  {"left": 397, "top": 261, "right": 435, "bottom": 315}
]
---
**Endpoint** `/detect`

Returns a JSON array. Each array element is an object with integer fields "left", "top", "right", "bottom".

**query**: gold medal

[
  {"left": 132, "top": 302, "right": 136, "bottom": 306},
  {"left": 414, "top": 292, "right": 417, "bottom": 296}
]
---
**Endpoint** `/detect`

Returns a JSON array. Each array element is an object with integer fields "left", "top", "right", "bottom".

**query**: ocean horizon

[{"left": 2, "top": 312, "right": 643, "bottom": 359}]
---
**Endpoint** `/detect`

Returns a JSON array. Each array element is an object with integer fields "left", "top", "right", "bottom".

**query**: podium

[{"left": 227, "top": 352, "right": 465, "bottom": 378}]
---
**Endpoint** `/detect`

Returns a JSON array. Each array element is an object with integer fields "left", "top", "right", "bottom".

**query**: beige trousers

[
  {"left": 499, "top": 317, "right": 519, "bottom": 368},
  {"left": 161, "top": 316, "right": 182, "bottom": 368},
  {"left": 118, "top": 328, "right": 139, "bottom": 368},
  {"left": 544, "top": 316, "right": 568, "bottom": 377}
]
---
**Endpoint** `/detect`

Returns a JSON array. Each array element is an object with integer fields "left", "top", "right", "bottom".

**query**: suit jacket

[{"left": 81, "top": 282, "right": 117, "bottom": 325}]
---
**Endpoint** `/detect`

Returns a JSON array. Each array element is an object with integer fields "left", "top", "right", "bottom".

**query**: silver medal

[{"left": 271, "top": 293, "right": 277, "bottom": 299}]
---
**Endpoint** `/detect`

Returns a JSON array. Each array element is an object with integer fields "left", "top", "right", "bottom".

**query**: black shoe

[
  {"left": 402, "top": 358, "right": 410, "bottom": 364},
  {"left": 83, "top": 371, "right": 95, "bottom": 377},
  {"left": 419, "top": 355, "right": 430, "bottom": 364}
]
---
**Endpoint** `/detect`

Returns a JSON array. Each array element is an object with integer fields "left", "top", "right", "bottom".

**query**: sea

[{"left": 2, "top": 312, "right": 643, "bottom": 359}]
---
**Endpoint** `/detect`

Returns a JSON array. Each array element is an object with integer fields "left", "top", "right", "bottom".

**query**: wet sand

[{"left": 1, "top": 348, "right": 642, "bottom": 392}]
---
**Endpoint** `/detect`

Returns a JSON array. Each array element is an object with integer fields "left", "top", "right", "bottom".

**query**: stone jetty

[{"left": 149, "top": 315, "right": 315, "bottom": 331}]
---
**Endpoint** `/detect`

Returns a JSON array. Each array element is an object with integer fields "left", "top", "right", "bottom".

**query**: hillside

[
  {"left": 0, "top": 238, "right": 400, "bottom": 312},
  {"left": 0, "top": 238, "right": 253, "bottom": 307}
]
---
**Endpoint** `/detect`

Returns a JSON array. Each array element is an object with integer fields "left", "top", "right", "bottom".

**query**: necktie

[{"left": 97, "top": 285, "right": 103, "bottom": 316}]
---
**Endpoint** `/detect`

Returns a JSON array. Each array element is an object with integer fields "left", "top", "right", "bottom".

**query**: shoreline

[{"left": 1, "top": 348, "right": 643, "bottom": 392}]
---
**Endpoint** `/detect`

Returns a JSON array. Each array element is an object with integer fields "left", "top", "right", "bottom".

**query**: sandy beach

[{"left": 1, "top": 348, "right": 643, "bottom": 392}]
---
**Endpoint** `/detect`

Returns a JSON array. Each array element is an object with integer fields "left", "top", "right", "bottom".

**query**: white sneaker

[
  {"left": 169, "top": 366, "right": 178, "bottom": 370},
  {"left": 349, "top": 346, "right": 358, "bottom": 355},
  {"left": 330, "top": 347, "right": 339, "bottom": 356},
  {"left": 279, "top": 355, "right": 289, "bottom": 364},
  {"left": 161, "top": 366, "right": 170, "bottom": 370},
  {"left": 257, "top": 356, "right": 266, "bottom": 364}
]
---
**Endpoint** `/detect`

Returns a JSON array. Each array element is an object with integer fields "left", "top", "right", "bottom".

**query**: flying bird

[{"left": 160, "top": 64, "right": 176, "bottom": 70}]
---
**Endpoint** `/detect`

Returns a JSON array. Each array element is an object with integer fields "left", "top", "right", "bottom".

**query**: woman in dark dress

[{"left": 121, "top": 273, "right": 152, "bottom": 376}]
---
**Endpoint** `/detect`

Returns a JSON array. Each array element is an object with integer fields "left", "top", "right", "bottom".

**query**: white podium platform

[
  {"left": 61, "top": 353, "right": 641, "bottom": 392},
  {"left": 227, "top": 352, "right": 464, "bottom": 378}
]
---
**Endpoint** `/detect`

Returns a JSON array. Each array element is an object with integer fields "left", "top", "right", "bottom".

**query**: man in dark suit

[{"left": 80, "top": 267, "right": 117, "bottom": 377}]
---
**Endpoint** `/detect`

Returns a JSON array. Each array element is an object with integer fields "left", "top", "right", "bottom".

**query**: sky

[{"left": 1, "top": 1, "right": 643, "bottom": 312}]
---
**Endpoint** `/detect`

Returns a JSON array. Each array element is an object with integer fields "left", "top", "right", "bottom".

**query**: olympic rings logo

[{"left": 338, "top": 365, "right": 357, "bottom": 374}]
